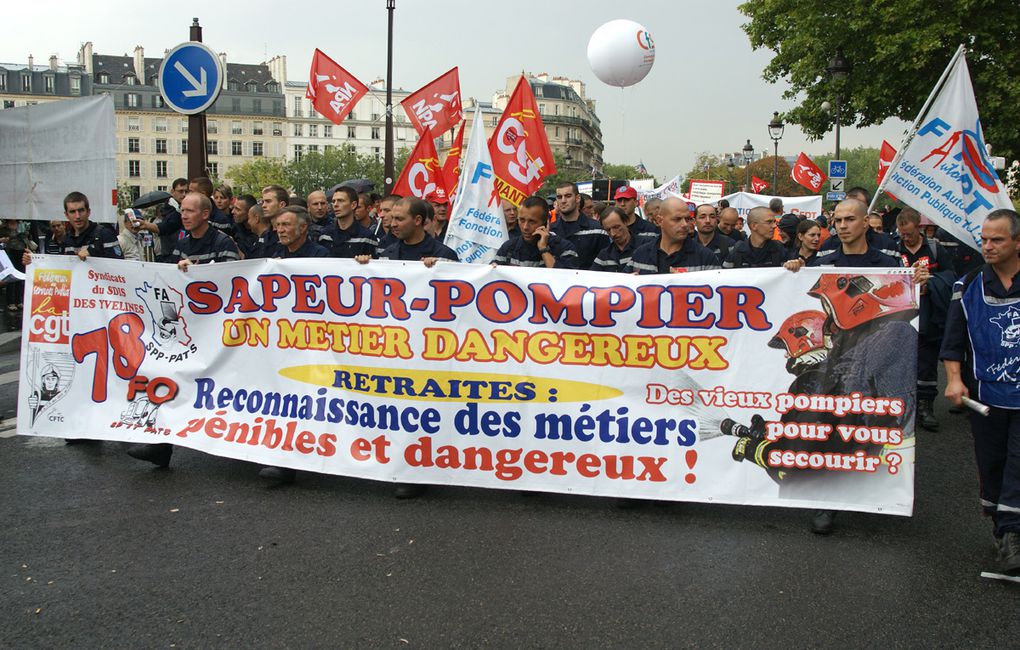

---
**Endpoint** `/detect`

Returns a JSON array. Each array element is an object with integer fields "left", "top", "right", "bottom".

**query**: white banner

[
  {"left": 689, "top": 180, "right": 726, "bottom": 204},
  {"left": 444, "top": 107, "right": 507, "bottom": 263},
  {"left": 716, "top": 192, "right": 823, "bottom": 220},
  {"left": 19, "top": 257, "right": 919, "bottom": 515},
  {"left": 883, "top": 53, "right": 1012, "bottom": 251},
  {"left": 0, "top": 95, "right": 117, "bottom": 224},
  {"left": 639, "top": 175, "right": 682, "bottom": 201}
]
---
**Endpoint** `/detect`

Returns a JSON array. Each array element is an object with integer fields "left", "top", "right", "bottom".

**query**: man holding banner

[
  {"left": 628, "top": 198, "right": 719, "bottom": 274},
  {"left": 493, "top": 197, "right": 577, "bottom": 269}
]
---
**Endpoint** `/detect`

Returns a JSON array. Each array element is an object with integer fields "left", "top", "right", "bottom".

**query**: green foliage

[
  {"left": 224, "top": 158, "right": 288, "bottom": 197},
  {"left": 739, "top": 0, "right": 1020, "bottom": 160}
]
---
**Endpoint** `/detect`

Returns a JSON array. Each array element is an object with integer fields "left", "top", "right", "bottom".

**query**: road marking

[{"left": 0, "top": 421, "right": 17, "bottom": 438}]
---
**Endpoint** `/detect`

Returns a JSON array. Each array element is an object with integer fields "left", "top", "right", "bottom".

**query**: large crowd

[{"left": 14, "top": 176, "right": 1020, "bottom": 576}]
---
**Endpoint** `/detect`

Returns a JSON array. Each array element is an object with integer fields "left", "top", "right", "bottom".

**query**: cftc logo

[{"left": 636, "top": 30, "right": 655, "bottom": 50}]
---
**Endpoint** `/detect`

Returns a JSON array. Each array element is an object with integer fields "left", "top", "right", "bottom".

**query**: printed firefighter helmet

[
  {"left": 768, "top": 310, "right": 828, "bottom": 358},
  {"left": 808, "top": 274, "right": 915, "bottom": 331}
]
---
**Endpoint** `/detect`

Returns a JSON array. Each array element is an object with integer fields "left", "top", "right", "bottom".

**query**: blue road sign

[
  {"left": 826, "top": 191, "right": 847, "bottom": 202},
  {"left": 828, "top": 160, "right": 847, "bottom": 179},
  {"left": 158, "top": 42, "right": 223, "bottom": 115}
]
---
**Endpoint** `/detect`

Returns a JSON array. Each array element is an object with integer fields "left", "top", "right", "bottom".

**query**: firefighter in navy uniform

[
  {"left": 626, "top": 197, "right": 719, "bottom": 274},
  {"left": 318, "top": 186, "right": 379, "bottom": 259},
  {"left": 126, "top": 192, "right": 240, "bottom": 469},
  {"left": 591, "top": 207, "right": 637, "bottom": 272},
  {"left": 550, "top": 182, "right": 609, "bottom": 270},
  {"left": 493, "top": 196, "right": 578, "bottom": 269},
  {"left": 23, "top": 191, "right": 124, "bottom": 267},
  {"left": 358, "top": 197, "right": 458, "bottom": 498},
  {"left": 940, "top": 208, "right": 1020, "bottom": 576}
]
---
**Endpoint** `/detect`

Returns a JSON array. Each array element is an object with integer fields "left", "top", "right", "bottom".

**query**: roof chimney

[
  {"left": 133, "top": 46, "right": 144, "bottom": 79},
  {"left": 28, "top": 54, "right": 34, "bottom": 70},
  {"left": 219, "top": 52, "right": 227, "bottom": 89},
  {"left": 49, "top": 55, "right": 59, "bottom": 71}
]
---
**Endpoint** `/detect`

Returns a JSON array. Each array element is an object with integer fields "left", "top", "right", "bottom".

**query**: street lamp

[
  {"left": 742, "top": 139, "right": 754, "bottom": 191},
  {"left": 564, "top": 150, "right": 573, "bottom": 169},
  {"left": 768, "top": 111, "right": 785, "bottom": 190},
  {"left": 726, "top": 156, "right": 735, "bottom": 192},
  {"left": 826, "top": 48, "right": 851, "bottom": 160}
]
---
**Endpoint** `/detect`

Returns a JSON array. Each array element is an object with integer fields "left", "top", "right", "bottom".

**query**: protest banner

[
  {"left": 444, "top": 108, "right": 507, "bottom": 263},
  {"left": 19, "top": 257, "right": 918, "bottom": 515},
  {"left": 0, "top": 95, "right": 116, "bottom": 224},
  {"left": 715, "top": 192, "right": 823, "bottom": 220},
  {"left": 638, "top": 175, "right": 681, "bottom": 201},
  {"left": 688, "top": 180, "right": 726, "bottom": 204},
  {"left": 876, "top": 47, "right": 1012, "bottom": 250}
]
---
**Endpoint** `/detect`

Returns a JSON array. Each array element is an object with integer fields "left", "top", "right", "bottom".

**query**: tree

[
  {"left": 740, "top": 1, "right": 1020, "bottom": 160},
  {"left": 225, "top": 158, "right": 288, "bottom": 197}
]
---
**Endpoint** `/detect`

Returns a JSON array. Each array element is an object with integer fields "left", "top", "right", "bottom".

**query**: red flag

[
  {"left": 392, "top": 130, "right": 446, "bottom": 200},
  {"left": 876, "top": 140, "right": 897, "bottom": 185},
  {"left": 441, "top": 120, "right": 466, "bottom": 203},
  {"left": 306, "top": 49, "right": 369, "bottom": 126},
  {"left": 751, "top": 176, "right": 769, "bottom": 193},
  {"left": 790, "top": 152, "right": 827, "bottom": 192},
  {"left": 489, "top": 76, "right": 556, "bottom": 206},
  {"left": 401, "top": 67, "right": 463, "bottom": 137}
]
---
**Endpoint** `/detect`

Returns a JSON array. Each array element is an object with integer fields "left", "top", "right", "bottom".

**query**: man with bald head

[
  {"left": 816, "top": 194, "right": 898, "bottom": 262},
  {"left": 724, "top": 206, "right": 789, "bottom": 268},
  {"left": 717, "top": 207, "right": 746, "bottom": 241},
  {"left": 787, "top": 198, "right": 901, "bottom": 270},
  {"left": 627, "top": 197, "right": 719, "bottom": 274},
  {"left": 694, "top": 203, "right": 734, "bottom": 264},
  {"left": 306, "top": 190, "right": 333, "bottom": 242}
]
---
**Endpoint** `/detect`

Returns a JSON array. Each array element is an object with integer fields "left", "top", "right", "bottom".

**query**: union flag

[
  {"left": 392, "top": 129, "right": 446, "bottom": 200},
  {"left": 441, "top": 121, "right": 466, "bottom": 203},
  {"left": 400, "top": 67, "right": 463, "bottom": 137},
  {"left": 488, "top": 76, "right": 556, "bottom": 206},
  {"left": 306, "top": 49, "right": 369, "bottom": 126},
  {"left": 751, "top": 176, "right": 769, "bottom": 193},
  {"left": 790, "top": 152, "right": 826, "bottom": 193}
]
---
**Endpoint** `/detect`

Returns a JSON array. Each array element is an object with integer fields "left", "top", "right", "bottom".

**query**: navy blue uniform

[
  {"left": 270, "top": 239, "right": 330, "bottom": 258},
  {"left": 817, "top": 228, "right": 898, "bottom": 262},
  {"left": 807, "top": 245, "right": 902, "bottom": 268},
  {"left": 493, "top": 232, "right": 578, "bottom": 269},
  {"left": 723, "top": 238, "right": 789, "bottom": 268},
  {"left": 62, "top": 221, "right": 123, "bottom": 259},
  {"left": 591, "top": 239, "right": 638, "bottom": 273},
  {"left": 627, "top": 236, "right": 720, "bottom": 274},
  {"left": 208, "top": 206, "right": 234, "bottom": 239},
  {"left": 900, "top": 236, "right": 956, "bottom": 402},
  {"left": 170, "top": 227, "right": 240, "bottom": 264},
  {"left": 940, "top": 265, "right": 1020, "bottom": 537},
  {"left": 319, "top": 220, "right": 378, "bottom": 258},
  {"left": 719, "top": 227, "right": 746, "bottom": 242},
  {"left": 379, "top": 235, "right": 458, "bottom": 262},
  {"left": 550, "top": 214, "right": 610, "bottom": 270},
  {"left": 308, "top": 214, "right": 335, "bottom": 244},
  {"left": 697, "top": 231, "right": 735, "bottom": 265},
  {"left": 626, "top": 215, "right": 660, "bottom": 248},
  {"left": 239, "top": 229, "right": 278, "bottom": 260}
]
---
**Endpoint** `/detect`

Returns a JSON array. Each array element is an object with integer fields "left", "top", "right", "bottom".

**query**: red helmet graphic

[
  {"left": 808, "top": 274, "right": 915, "bottom": 330},
  {"left": 769, "top": 310, "right": 827, "bottom": 358}
]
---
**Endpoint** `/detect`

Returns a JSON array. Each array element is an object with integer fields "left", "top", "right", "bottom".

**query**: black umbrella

[
  {"left": 330, "top": 178, "right": 375, "bottom": 195},
  {"left": 131, "top": 190, "right": 172, "bottom": 210}
]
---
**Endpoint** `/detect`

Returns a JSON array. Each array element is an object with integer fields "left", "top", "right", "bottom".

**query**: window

[
  {"left": 207, "top": 141, "right": 219, "bottom": 155},
  {"left": 273, "top": 122, "right": 282, "bottom": 136},
  {"left": 125, "top": 75, "right": 137, "bottom": 85},
  {"left": 253, "top": 99, "right": 262, "bottom": 113},
  {"left": 309, "top": 145, "right": 318, "bottom": 153},
  {"left": 231, "top": 141, "right": 242, "bottom": 156},
  {"left": 324, "top": 144, "right": 333, "bottom": 153},
  {"left": 228, "top": 80, "right": 240, "bottom": 91},
  {"left": 232, "top": 98, "right": 241, "bottom": 113},
  {"left": 491, "top": 116, "right": 498, "bottom": 127},
  {"left": 555, "top": 127, "right": 560, "bottom": 138},
  {"left": 3, "top": 101, "right": 14, "bottom": 109},
  {"left": 126, "top": 93, "right": 139, "bottom": 108},
  {"left": 128, "top": 117, "right": 141, "bottom": 132},
  {"left": 273, "top": 100, "right": 282, "bottom": 116},
  {"left": 252, "top": 142, "right": 264, "bottom": 157},
  {"left": 372, "top": 113, "right": 380, "bottom": 121},
  {"left": 554, "top": 104, "right": 560, "bottom": 115},
  {"left": 129, "top": 186, "right": 141, "bottom": 201},
  {"left": 154, "top": 118, "right": 167, "bottom": 133},
  {"left": 266, "top": 82, "right": 279, "bottom": 93},
  {"left": 44, "top": 76, "right": 54, "bottom": 93},
  {"left": 129, "top": 160, "right": 140, "bottom": 177},
  {"left": 293, "top": 145, "right": 304, "bottom": 161},
  {"left": 0, "top": 75, "right": 7, "bottom": 91},
  {"left": 253, "top": 122, "right": 264, "bottom": 135},
  {"left": 208, "top": 162, "right": 218, "bottom": 177},
  {"left": 373, "top": 147, "right": 380, "bottom": 160},
  {"left": 155, "top": 139, "right": 167, "bottom": 154},
  {"left": 97, "top": 72, "right": 109, "bottom": 84},
  {"left": 156, "top": 185, "right": 168, "bottom": 192},
  {"left": 293, "top": 97, "right": 303, "bottom": 117},
  {"left": 246, "top": 81, "right": 257, "bottom": 93},
  {"left": 293, "top": 123, "right": 303, "bottom": 137},
  {"left": 21, "top": 74, "right": 31, "bottom": 92},
  {"left": 181, "top": 119, "right": 188, "bottom": 133},
  {"left": 231, "top": 121, "right": 242, "bottom": 135},
  {"left": 208, "top": 120, "right": 219, "bottom": 134},
  {"left": 128, "top": 138, "right": 140, "bottom": 153},
  {"left": 539, "top": 103, "right": 545, "bottom": 115},
  {"left": 323, "top": 125, "right": 332, "bottom": 138},
  {"left": 371, "top": 127, "right": 380, "bottom": 140},
  {"left": 156, "top": 161, "right": 168, "bottom": 178},
  {"left": 309, "top": 124, "right": 318, "bottom": 138},
  {"left": 347, "top": 126, "right": 357, "bottom": 138},
  {"left": 181, "top": 139, "right": 188, "bottom": 154}
]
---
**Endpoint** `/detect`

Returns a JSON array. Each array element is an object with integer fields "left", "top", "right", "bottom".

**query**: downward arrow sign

[{"left": 174, "top": 61, "right": 207, "bottom": 97}]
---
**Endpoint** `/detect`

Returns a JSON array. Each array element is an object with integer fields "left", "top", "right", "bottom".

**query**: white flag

[
  {"left": 0, "top": 250, "right": 25, "bottom": 281},
  {"left": 884, "top": 53, "right": 1012, "bottom": 250},
  {"left": 443, "top": 107, "right": 507, "bottom": 264}
]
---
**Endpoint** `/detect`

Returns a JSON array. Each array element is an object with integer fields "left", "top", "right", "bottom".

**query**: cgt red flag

[
  {"left": 751, "top": 176, "right": 769, "bottom": 193},
  {"left": 306, "top": 49, "right": 369, "bottom": 126},
  {"left": 401, "top": 67, "right": 463, "bottom": 137},
  {"left": 489, "top": 76, "right": 556, "bottom": 206},
  {"left": 392, "top": 129, "right": 446, "bottom": 200},
  {"left": 877, "top": 140, "right": 897, "bottom": 185},
  {"left": 791, "top": 152, "right": 827, "bottom": 193},
  {"left": 441, "top": 120, "right": 466, "bottom": 203}
]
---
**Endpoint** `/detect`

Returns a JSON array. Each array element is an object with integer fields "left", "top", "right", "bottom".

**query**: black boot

[
  {"left": 811, "top": 509, "right": 836, "bottom": 535},
  {"left": 918, "top": 399, "right": 939, "bottom": 431},
  {"left": 126, "top": 443, "right": 173, "bottom": 468},
  {"left": 394, "top": 483, "right": 427, "bottom": 499},
  {"left": 259, "top": 466, "right": 296, "bottom": 485},
  {"left": 1000, "top": 532, "right": 1020, "bottom": 576}
]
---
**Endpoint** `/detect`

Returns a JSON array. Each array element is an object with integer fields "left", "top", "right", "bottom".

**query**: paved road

[{"left": 1, "top": 339, "right": 1018, "bottom": 647}]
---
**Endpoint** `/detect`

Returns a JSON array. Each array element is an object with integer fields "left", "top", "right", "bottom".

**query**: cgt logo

[{"left": 636, "top": 30, "right": 655, "bottom": 50}]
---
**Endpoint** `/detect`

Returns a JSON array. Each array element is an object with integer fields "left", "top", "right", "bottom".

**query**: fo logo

[
  {"left": 960, "top": 120, "right": 1000, "bottom": 193},
  {"left": 636, "top": 30, "right": 655, "bottom": 50}
]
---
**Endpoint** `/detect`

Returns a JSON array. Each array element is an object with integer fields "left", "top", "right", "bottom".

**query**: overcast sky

[{"left": 6, "top": 0, "right": 909, "bottom": 180}]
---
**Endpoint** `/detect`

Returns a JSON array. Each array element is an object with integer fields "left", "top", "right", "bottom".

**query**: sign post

[{"left": 158, "top": 19, "right": 223, "bottom": 179}]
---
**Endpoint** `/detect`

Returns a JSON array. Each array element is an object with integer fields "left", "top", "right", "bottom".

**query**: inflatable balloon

[{"left": 587, "top": 19, "right": 655, "bottom": 88}]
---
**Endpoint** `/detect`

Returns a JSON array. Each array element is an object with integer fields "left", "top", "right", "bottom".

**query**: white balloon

[{"left": 587, "top": 19, "right": 656, "bottom": 88}]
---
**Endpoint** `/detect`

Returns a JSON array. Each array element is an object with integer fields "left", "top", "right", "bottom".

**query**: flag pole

[{"left": 869, "top": 44, "right": 966, "bottom": 211}]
